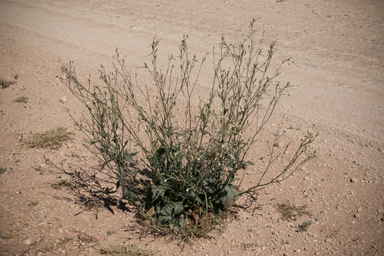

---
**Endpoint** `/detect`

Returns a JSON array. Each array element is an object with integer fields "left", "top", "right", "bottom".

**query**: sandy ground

[{"left": 0, "top": 0, "right": 383, "bottom": 255}]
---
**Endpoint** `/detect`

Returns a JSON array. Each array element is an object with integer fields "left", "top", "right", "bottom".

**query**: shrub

[{"left": 61, "top": 20, "right": 317, "bottom": 233}]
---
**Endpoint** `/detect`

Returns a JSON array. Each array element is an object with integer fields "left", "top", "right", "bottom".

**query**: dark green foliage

[{"left": 298, "top": 220, "right": 313, "bottom": 232}]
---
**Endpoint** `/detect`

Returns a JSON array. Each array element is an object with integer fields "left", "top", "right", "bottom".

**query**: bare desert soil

[{"left": 1, "top": 0, "right": 384, "bottom": 255}]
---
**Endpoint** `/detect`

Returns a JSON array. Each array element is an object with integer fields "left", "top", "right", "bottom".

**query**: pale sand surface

[{"left": 0, "top": 0, "right": 383, "bottom": 255}]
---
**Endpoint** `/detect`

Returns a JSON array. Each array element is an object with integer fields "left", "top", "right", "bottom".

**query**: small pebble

[
  {"left": 23, "top": 239, "right": 31, "bottom": 245},
  {"left": 60, "top": 96, "right": 68, "bottom": 103}
]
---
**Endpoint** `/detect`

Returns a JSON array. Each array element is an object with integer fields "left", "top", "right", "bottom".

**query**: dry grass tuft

[
  {"left": 277, "top": 202, "right": 312, "bottom": 221},
  {"left": 28, "top": 199, "right": 40, "bottom": 207},
  {"left": 0, "top": 78, "right": 16, "bottom": 89},
  {"left": 13, "top": 96, "right": 29, "bottom": 103},
  {"left": 50, "top": 179, "right": 76, "bottom": 190},
  {"left": 78, "top": 233, "right": 97, "bottom": 244},
  {"left": 100, "top": 244, "right": 154, "bottom": 256},
  {"left": 38, "top": 234, "right": 96, "bottom": 254},
  {"left": 0, "top": 233, "right": 13, "bottom": 239},
  {"left": 24, "top": 126, "right": 74, "bottom": 149}
]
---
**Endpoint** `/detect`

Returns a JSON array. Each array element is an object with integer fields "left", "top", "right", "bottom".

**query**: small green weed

[
  {"left": 298, "top": 220, "right": 313, "bottom": 232},
  {"left": 13, "top": 96, "right": 29, "bottom": 103},
  {"left": 0, "top": 167, "right": 6, "bottom": 174},
  {"left": 0, "top": 78, "right": 16, "bottom": 89},
  {"left": 24, "top": 126, "right": 74, "bottom": 149},
  {"left": 105, "top": 230, "right": 115, "bottom": 236}
]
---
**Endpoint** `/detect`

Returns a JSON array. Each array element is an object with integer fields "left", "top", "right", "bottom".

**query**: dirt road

[{"left": 1, "top": 0, "right": 383, "bottom": 255}]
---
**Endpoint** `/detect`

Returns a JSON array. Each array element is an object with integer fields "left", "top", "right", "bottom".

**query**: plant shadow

[{"left": 35, "top": 155, "right": 135, "bottom": 219}]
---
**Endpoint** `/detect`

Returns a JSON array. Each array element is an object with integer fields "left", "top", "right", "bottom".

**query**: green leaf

[
  {"left": 186, "top": 190, "right": 196, "bottom": 200},
  {"left": 151, "top": 185, "right": 164, "bottom": 202},
  {"left": 158, "top": 214, "right": 171, "bottom": 225},
  {"left": 123, "top": 150, "right": 137, "bottom": 162},
  {"left": 155, "top": 147, "right": 167, "bottom": 164},
  {"left": 169, "top": 215, "right": 187, "bottom": 230},
  {"left": 223, "top": 185, "right": 237, "bottom": 209},
  {"left": 125, "top": 186, "right": 138, "bottom": 203},
  {"left": 157, "top": 201, "right": 184, "bottom": 217},
  {"left": 178, "top": 216, "right": 187, "bottom": 229}
]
